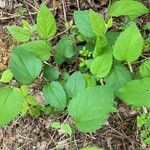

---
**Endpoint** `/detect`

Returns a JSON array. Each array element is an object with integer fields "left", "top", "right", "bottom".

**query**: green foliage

[
  {"left": 55, "top": 36, "right": 75, "bottom": 64},
  {"left": 7, "top": 25, "right": 31, "bottom": 42},
  {"left": 73, "top": 10, "right": 95, "bottom": 37},
  {"left": 51, "top": 122, "right": 72, "bottom": 136},
  {"left": 89, "top": 9, "right": 106, "bottom": 37},
  {"left": 139, "top": 60, "right": 150, "bottom": 78},
  {"left": 9, "top": 47, "right": 42, "bottom": 84},
  {"left": 2, "top": 2, "right": 150, "bottom": 140},
  {"left": 0, "top": 69, "right": 13, "bottom": 83},
  {"left": 105, "top": 63, "right": 132, "bottom": 92},
  {"left": 18, "top": 40, "right": 52, "bottom": 61},
  {"left": 113, "top": 22, "right": 144, "bottom": 62},
  {"left": 84, "top": 74, "right": 96, "bottom": 88},
  {"left": 117, "top": 78, "right": 150, "bottom": 107},
  {"left": 65, "top": 71, "right": 86, "bottom": 99},
  {"left": 0, "top": 88, "right": 23, "bottom": 127},
  {"left": 37, "top": 3, "right": 56, "bottom": 39},
  {"left": 43, "top": 81, "right": 67, "bottom": 111},
  {"left": 74, "top": 10, "right": 106, "bottom": 37},
  {"left": 68, "top": 86, "right": 114, "bottom": 132},
  {"left": 137, "top": 113, "right": 150, "bottom": 146},
  {"left": 108, "top": 0, "right": 149, "bottom": 20},
  {"left": 43, "top": 65, "right": 60, "bottom": 81},
  {"left": 90, "top": 46, "right": 112, "bottom": 78}
]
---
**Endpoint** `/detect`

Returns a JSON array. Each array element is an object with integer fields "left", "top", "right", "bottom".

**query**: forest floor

[{"left": 0, "top": 0, "right": 150, "bottom": 149}]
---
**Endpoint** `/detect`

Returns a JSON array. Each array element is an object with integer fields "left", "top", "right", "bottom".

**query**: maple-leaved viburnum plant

[{"left": 0, "top": 1, "right": 149, "bottom": 133}]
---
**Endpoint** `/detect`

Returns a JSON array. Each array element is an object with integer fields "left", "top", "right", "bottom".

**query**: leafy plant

[
  {"left": 137, "top": 112, "right": 150, "bottom": 147},
  {"left": 0, "top": 1, "right": 149, "bottom": 139}
]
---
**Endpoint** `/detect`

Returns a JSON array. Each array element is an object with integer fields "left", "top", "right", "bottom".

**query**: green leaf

[
  {"left": 18, "top": 40, "right": 52, "bottom": 61},
  {"left": 26, "top": 95, "right": 38, "bottom": 106},
  {"left": 105, "top": 63, "right": 132, "bottom": 91},
  {"left": 68, "top": 86, "right": 114, "bottom": 132},
  {"left": 55, "top": 36, "right": 75, "bottom": 64},
  {"left": 7, "top": 25, "right": 31, "bottom": 42},
  {"left": 65, "top": 71, "right": 86, "bottom": 99},
  {"left": 0, "top": 69, "right": 13, "bottom": 83},
  {"left": 0, "top": 87, "right": 23, "bottom": 127},
  {"left": 108, "top": 0, "right": 149, "bottom": 20},
  {"left": 21, "top": 85, "right": 29, "bottom": 96},
  {"left": 90, "top": 46, "right": 112, "bottom": 78},
  {"left": 113, "top": 23, "right": 144, "bottom": 62},
  {"left": 43, "top": 81, "right": 67, "bottom": 110},
  {"left": 37, "top": 3, "right": 57, "bottom": 39},
  {"left": 139, "top": 60, "right": 150, "bottom": 78},
  {"left": 93, "top": 36, "right": 107, "bottom": 57},
  {"left": 43, "top": 65, "right": 60, "bottom": 81},
  {"left": 74, "top": 10, "right": 95, "bottom": 38},
  {"left": 51, "top": 122, "right": 61, "bottom": 129},
  {"left": 117, "top": 78, "right": 150, "bottom": 107},
  {"left": 106, "top": 32, "right": 120, "bottom": 47},
  {"left": 61, "top": 123, "right": 72, "bottom": 136},
  {"left": 9, "top": 47, "right": 42, "bottom": 84},
  {"left": 89, "top": 10, "right": 106, "bottom": 37},
  {"left": 84, "top": 74, "right": 96, "bottom": 88}
]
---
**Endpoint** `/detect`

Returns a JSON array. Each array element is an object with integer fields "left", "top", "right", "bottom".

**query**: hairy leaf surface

[
  {"left": 113, "top": 23, "right": 144, "bottom": 62},
  {"left": 117, "top": 78, "right": 150, "bottom": 107},
  {"left": 108, "top": 1, "right": 149, "bottom": 19},
  {"left": 0, "top": 88, "right": 23, "bottom": 127},
  {"left": 37, "top": 3, "right": 56, "bottom": 38},
  {"left": 65, "top": 71, "right": 85, "bottom": 99},
  {"left": 43, "top": 81, "right": 66, "bottom": 110},
  {"left": 9, "top": 47, "right": 42, "bottom": 84},
  {"left": 68, "top": 86, "right": 114, "bottom": 132},
  {"left": 139, "top": 60, "right": 150, "bottom": 78}
]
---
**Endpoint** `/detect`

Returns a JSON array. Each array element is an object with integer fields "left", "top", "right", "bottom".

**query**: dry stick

[
  {"left": 0, "top": 12, "right": 37, "bottom": 21},
  {"left": 23, "top": 0, "right": 35, "bottom": 23},
  {"left": 76, "top": 0, "right": 80, "bottom": 10},
  {"left": 33, "top": 0, "right": 39, "bottom": 9},
  {"left": 23, "top": 0, "right": 39, "bottom": 11},
  {"left": 61, "top": 0, "right": 69, "bottom": 30}
]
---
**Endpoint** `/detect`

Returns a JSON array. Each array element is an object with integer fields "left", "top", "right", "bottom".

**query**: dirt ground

[{"left": 0, "top": 0, "right": 150, "bottom": 149}]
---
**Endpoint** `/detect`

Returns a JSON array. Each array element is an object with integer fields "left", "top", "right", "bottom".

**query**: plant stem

[{"left": 128, "top": 62, "right": 133, "bottom": 73}]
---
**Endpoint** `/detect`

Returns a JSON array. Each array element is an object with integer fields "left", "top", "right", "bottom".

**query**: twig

[
  {"left": 76, "top": 0, "right": 80, "bottom": 10},
  {"left": 0, "top": 12, "right": 37, "bottom": 21}
]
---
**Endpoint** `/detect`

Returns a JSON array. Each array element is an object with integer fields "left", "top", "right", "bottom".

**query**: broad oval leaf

[
  {"left": 113, "top": 23, "right": 144, "bottom": 62},
  {"left": 7, "top": 25, "right": 31, "bottom": 42},
  {"left": 43, "top": 81, "right": 67, "bottom": 110},
  {"left": 9, "top": 47, "right": 42, "bottom": 84},
  {"left": 18, "top": 40, "right": 52, "bottom": 61},
  {"left": 0, "top": 87, "right": 23, "bottom": 127},
  {"left": 139, "top": 60, "right": 150, "bottom": 78},
  {"left": 65, "top": 71, "right": 86, "bottom": 99},
  {"left": 68, "top": 86, "right": 114, "bottom": 132},
  {"left": 105, "top": 63, "right": 132, "bottom": 91},
  {"left": 89, "top": 10, "right": 106, "bottom": 37},
  {"left": 108, "top": 1, "right": 149, "bottom": 20},
  {"left": 117, "top": 78, "right": 150, "bottom": 107},
  {"left": 37, "top": 3, "right": 57, "bottom": 39},
  {"left": 74, "top": 10, "right": 95, "bottom": 38},
  {"left": 90, "top": 46, "right": 112, "bottom": 78}
]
